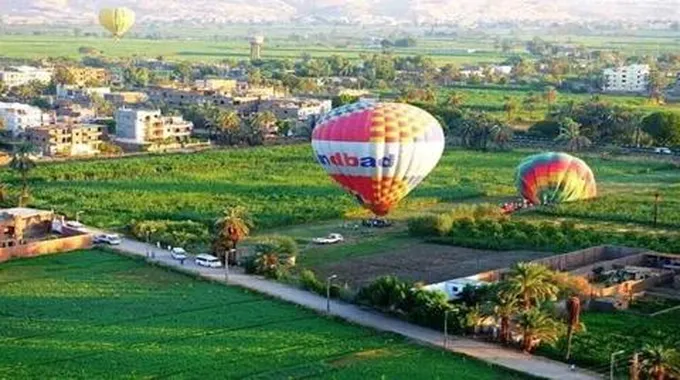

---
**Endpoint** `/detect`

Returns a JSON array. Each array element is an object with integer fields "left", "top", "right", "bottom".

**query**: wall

[{"left": 0, "top": 234, "right": 93, "bottom": 263}]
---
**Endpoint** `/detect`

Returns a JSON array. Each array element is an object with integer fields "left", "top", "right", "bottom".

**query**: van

[{"left": 195, "top": 254, "right": 222, "bottom": 268}]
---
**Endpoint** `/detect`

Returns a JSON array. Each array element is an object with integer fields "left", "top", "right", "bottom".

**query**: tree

[
  {"left": 543, "top": 86, "right": 558, "bottom": 108},
  {"left": 503, "top": 97, "right": 519, "bottom": 121},
  {"left": 444, "top": 91, "right": 464, "bottom": 108},
  {"left": 91, "top": 94, "right": 114, "bottom": 117},
  {"left": 53, "top": 67, "right": 77, "bottom": 85},
  {"left": 173, "top": 62, "right": 193, "bottom": 84},
  {"left": 565, "top": 296, "right": 581, "bottom": 361},
  {"left": 641, "top": 112, "right": 680, "bottom": 147},
  {"left": 506, "top": 262, "right": 559, "bottom": 310},
  {"left": 10, "top": 143, "right": 37, "bottom": 207},
  {"left": 556, "top": 118, "right": 592, "bottom": 152},
  {"left": 0, "top": 80, "right": 8, "bottom": 96},
  {"left": 213, "top": 110, "right": 241, "bottom": 145},
  {"left": 124, "top": 67, "right": 150, "bottom": 87},
  {"left": 640, "top": 345, "right": 680, "bottom": 380},
  {"left": 213, "top": 206, "right": 253, "bottom": 265},
  {"left": 252, "top": 111, "right": 277, "bottom": 133},
  {"left": 515, "top": 308, "right": 564, "bottom": 353},
  {"left": 493, "top": 291, "right": 519, "bottom": 344},
  {"left": 490, "top": 124, "right": 514, "bottom": 150},
  {"left": 523, "top": 93, "right": 541, "bottom": 119}
]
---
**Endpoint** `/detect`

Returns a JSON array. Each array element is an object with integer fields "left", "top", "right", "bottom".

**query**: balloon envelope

[
  {"left": 516, "top": 152, "right": 596, "bottom": 205},
  {"left": 312, "top": 102, "right": 445, "bottom": 216},
  {"left": 99, "top": 7, "right": 135, "bottom": 39}
]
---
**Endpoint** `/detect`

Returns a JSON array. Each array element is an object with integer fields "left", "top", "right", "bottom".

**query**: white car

[
  {"left": 65, "top": 221, "right": 85, "bottom": 230},
  {"left": 312, "top": 233, "right": 344, "bottom": 245},
  {"left": 93, "top": 234, "right": 122, "bottom": 245},
  {"left": 654, "top": 147, "right": 672, "bottom": 155},
  {"left": 195, "top": 254, "right": 222, "bottom": 268},
  {"left": 170, "top": 247, "right": 188, "bottom": 260}
]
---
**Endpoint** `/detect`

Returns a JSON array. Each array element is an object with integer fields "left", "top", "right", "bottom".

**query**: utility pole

[{"left": 326, "top": 274, "right": 338, "bottom": 313}]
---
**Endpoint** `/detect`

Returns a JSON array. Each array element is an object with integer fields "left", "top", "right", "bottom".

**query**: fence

[{"left": 0, "top": 233, "right": 93, "bottom": 263}]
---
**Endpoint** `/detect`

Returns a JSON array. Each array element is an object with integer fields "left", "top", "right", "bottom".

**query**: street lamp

[
  {"left": 610, "top": 350, "right": 626, "bottom": 380},
  {"left": 326, "top": 274, "right": 338, "bottom": 313},
  {"left": 75, "top": 211, "right": 83, "bottom": 223}
]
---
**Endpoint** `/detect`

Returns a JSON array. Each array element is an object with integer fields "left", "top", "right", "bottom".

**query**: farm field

[
  {"left": 3, "top": 144, "right": 679, "bottom": 239},
  {"left": 0, "top": 249, "right": 527, "bottom": 379}
]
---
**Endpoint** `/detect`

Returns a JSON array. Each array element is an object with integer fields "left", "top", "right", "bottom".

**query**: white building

[
  {"left": 56, "top": 84, "right": 111, "bottom": 100},
  {"left": 114, "top": 108, "right": 193, "bottom": 145},
  {"left": 259, "top": 98, "right": 332, "bottom": 122},
  {"left": 0, "top": 66, "right": 53, "bottom": 88},
  {"left": 0, "top": 102, "right": 46, "bottom": 136},
  {"left": 602, "top": 64, "right": 650, "bottom": 93}
]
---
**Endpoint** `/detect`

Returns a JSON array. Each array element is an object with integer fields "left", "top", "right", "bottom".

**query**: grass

[{"left": 0, "top": 249, "right": 528, "bottom": 379}]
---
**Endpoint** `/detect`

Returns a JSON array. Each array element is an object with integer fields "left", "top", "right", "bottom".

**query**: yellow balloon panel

[{"left": 99, "top": 7, "right": 136, "bottom": 39}]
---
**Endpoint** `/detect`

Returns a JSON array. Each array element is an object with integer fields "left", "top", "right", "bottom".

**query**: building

[
  {"left": 56, "top": 84, "right": 111, "bottom": 101},
  {"left": 0, "top": 102, "right": 46, "bottom": 136},
  {"left": 104, "top": 91, "right": 149, "bottom": 106},
  {"left": 250, "top": 36, "right": 264, "bottom": 61},
  {"left": 54, "top": 101, "right": 97, "bottom": 123},
  {"left": 62, "top": 67, "right": 111, "bottom": 86},
  {"left": 603, "top": 64, "right": 650, "bottom": 93},
  {"left": 25, "top": 124, "right": 105, "bottom": 157},
  {"left": 0, "top": 66, "right": 53, "bottom": 88},
  {"left": 259, "top": 98, "right": 332, "bottom": 123},
  {"left": 146, "top": 86, "right": 234, "bottom": 107},
  {"left": 194, "top": 78, "right": 238, "bottom": 92},
  {"left": 0, "top": 208, "right": 54, "bottom": 248},
  {"left": 114, "top": 108, "right": 192, "bottom": 145}
]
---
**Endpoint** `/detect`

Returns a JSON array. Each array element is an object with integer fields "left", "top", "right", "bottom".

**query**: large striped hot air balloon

[
  {"left": 312, "top": 102, "right": 445, "bottom": 216},
  {"left": 98, "top": 7, "right": 135, "bottom": 40},
  {"left": 516, "top": 152, "right": 596, "bottom": 205}
]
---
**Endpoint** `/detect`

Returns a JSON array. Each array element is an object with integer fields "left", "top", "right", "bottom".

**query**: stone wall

[{"left": 0, "top": 234, "right": 92, "bottom": 263}]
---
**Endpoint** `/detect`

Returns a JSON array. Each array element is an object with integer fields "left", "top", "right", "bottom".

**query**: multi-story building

[
  {"left": 25, "top": 124, "right": 105, "bottom": 157},
  {"left": 114, "top": 108, "right": 193, "bottom": 145},
  {"left": 0, "top": 102, "right": 46, "bottom": 136},
  {"left": 62, "top": 67, "right": 111, "bottom": 86},
  {"left": 146, "top": 86, "right": 234, "bottom": 107},
  {"left": 0, "top": 208, "right": 55, "bottom": 248},
  {"left": 194, "top": 78, "right": 238, "bottom": 92},
  {"left": 0, "top": 66, "right": 53, "bottom": 88},
  {"left": 56, "top": 84, "right": 111, "bottom": 101},
  {"left": 602, "top": 64, "right": 650, "bottom": 93},
  {"left": 54, "top": 101, "right": 97, "bottom": 123}
]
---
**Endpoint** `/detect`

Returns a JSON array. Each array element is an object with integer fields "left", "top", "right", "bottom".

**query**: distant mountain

[{"left": 1, "top": 0, "right": 678, "bottom": 25}]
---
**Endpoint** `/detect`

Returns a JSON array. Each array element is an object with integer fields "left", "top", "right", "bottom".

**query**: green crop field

[
  {"left": 0, "top": 250, "right": 526, "bottom": 379},
  {"left": 2, "top": 144, "right": 678, "bottom": 240}
]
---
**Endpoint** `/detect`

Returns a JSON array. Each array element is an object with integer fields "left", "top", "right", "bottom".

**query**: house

[
  {"left": 0, "top": 208, "right": 54, "bottom": 248},
  {"left": 602, "top": 64, "right": 650, "bottom": 93},
  {"left": 0, "top": 102, "right": 46, "bottom": 136},
  {"left": 61, "top": 66, "right": 111, "bottom": 86},
  {"left": 114, "top": 108, "right": 192, "bottom": 145},
  {"left": 258, "top": 98, "right": 332, "bottom": 122},
  {"left": 25, "top": 124, "right": 105, "bottom": 157},
  {"left": 0, "top": 66, "right": 53, "bottom": 88},
  {"left": 104, "top": 92, "right": 149, "bottom": 106},
  {"left": 194, "top": 78, "right": 238, "bottom": 92},
  {"left": 146, "top": 86, "right": 234, "bottom": 107}
]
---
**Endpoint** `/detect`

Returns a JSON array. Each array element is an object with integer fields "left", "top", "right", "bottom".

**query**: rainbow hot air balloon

[
  {"left": 312, "top": 102, "right": 445, "bottom": 216},
  {"left": 99, "top": 7, "right": 136, "bottom": 40},
  {"left": 515, "top": 152, "right": 597, "bottom": 205}
]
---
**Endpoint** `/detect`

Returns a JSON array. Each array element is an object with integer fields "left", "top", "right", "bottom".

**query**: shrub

[
  {"left": 407, "top": 213, "right": 453, "bottom": 237},
  {"left": 356, "top": 276, "right": 410, "bottom": 311},
  {"left": 299, "top": 269, "right": 325, "bottom": 295},
  {"left": 528, "top": 120, "right": 561, "bottom": 139},
  {"left": 131, "top": 220, "right": 210, "bottom": 252}
]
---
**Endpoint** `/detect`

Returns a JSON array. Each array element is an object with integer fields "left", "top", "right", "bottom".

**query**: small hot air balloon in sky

[
  {"left": 516, "top": 152, "right": 596, "bottom": 205},
  {"left": 98, "top": 7, "right": 135, "bottom": 40},
  {"left": 312, "top": 102, "right": 445, "bottom": 216}
]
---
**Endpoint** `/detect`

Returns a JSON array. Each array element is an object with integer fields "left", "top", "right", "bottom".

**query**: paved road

[{"left": 94, "top": 232, "right": 599, "bottom": 380}]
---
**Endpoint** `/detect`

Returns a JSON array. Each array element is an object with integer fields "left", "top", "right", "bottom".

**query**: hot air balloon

[
  {"left": 312, "top": 102, "right": 445, "bottom": 216},
  {"left": 98, "top": 7, "right": 135, "bottom": 40},
  {"left": 515, "top": 152, "right": 596, "bottom": 205}
]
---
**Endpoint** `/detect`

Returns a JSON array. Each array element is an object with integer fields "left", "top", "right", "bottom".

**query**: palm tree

[
  {"left": 493, "top": 291, "right": 519, "bottom": 344},
  {"left": 503, "top": 97, "right": 519, "bottom": 121},
  {"left": 565, "top": 296, "right": 582, "bottom": 361},
  {"left": 10, "top": 143, "right": 37, "bottom": 207},
  {"left": 0, "top": 183, "right": 8, "bottom": 206},
  {"left": 214, "top": 206, "right": 253, "bottom": 265},
  {"left": 214, "top": 110, "right": 241, "bottom": 145},
  {"left": 515, "top": 308, "right": 564, "bottom": 353},
  {"left": 640, "top": 345, "right": 680, "bottom": 380},
  {"left": 252, "top": 111, "right": 278, "bottom": 137},
  {"left": 506, "top": 262, "right": 559, "bottom": 310},
  {"left": 490, "top": 124, "right": 514, "bottom": 150},
  {"left": 555, "top": 118, "right": 592, "bottom": 152}
]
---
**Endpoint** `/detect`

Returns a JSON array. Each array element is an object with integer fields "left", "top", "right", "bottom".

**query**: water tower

[{"left": 250, "top": 35, "right": 264, "bottom": 61}]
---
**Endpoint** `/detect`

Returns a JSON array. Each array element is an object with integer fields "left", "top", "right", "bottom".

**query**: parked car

[
  {"left": 65, "top": 221, "right": 85, "bottom": 230},
  {"left": 654, "top": 147, "right": 672, "bottom": 155},
  {"left": 93, "top": 234, "right": 122, "bottom": 245},
  {"left": 362, "top": 219, "right": 392, "bottom": 228},
  {"left": 195, "top": 254, "right": 222, "bottom": 268},
  {"left": 312, "top": 233, "right": 344, "bottom": 245},
  {"left": 170, "top": 247, "right": 188, "bottom": 260}
]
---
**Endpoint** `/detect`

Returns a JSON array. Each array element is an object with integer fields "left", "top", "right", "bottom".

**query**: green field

[
  {"left": 5, "top": 144, "right": 679, "bottom": 237},
  {"left": 0, "top": 250, "right": 526, "bottom": 379}
]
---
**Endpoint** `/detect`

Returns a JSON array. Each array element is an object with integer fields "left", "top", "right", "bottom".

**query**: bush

[
  {"left": 131, "top": 220, "right": 210, "bottom": 252},
  {"left": 299, "top": 269, "right": 325, "bottom": 295},
  {"left": 528, "top": 120, "right": 561, "bottom": 139},
  {"left": 407, "top": 213, "right": 453, "bottom": 237},
  {"left": 253, "top": 235, "right": 299, "bottom": 257},
  {"left": 356, "top": 276, "right": 410, "bottom": 311}
]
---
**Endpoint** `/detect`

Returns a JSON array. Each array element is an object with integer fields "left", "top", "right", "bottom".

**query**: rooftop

[{"left": 0, "top": 208, "right": 53, "bottom": 220}]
